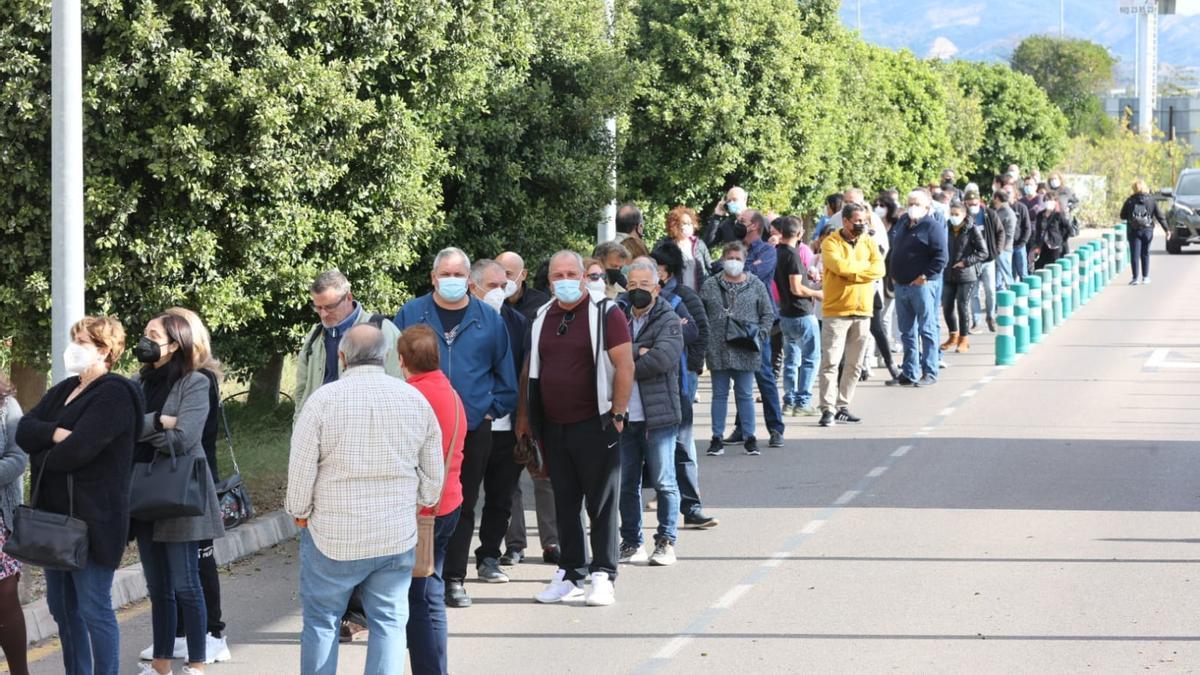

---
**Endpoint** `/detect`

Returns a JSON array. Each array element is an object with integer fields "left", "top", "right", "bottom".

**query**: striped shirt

[{"left": 286, "top": 365, "right": 444, "bottom": 561}]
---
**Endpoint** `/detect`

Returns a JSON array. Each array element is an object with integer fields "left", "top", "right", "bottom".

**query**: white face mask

[
  {"left": 968, "top": 205, "right": 981, "bottom": 216},
  {"left": 503, "top": 279, "right": 519, "bottom": 298},
  {"left": 949, "top": 214, "right": 965, "bottom": 226},
  {"left": 873, "top": 206, "right": 887, "bottom": 220},
  {"left": 482, "top": 288, "right": 506, "bottom": 312},
  {"left": 1049, "top": 179, "right": 1061, "bottom": 189},
  {"left": 63, "top": 342, "right": 100, "bottom": 375},
  {"left": 907, "top": 205, "right": 926, "bottom": 221},
  {"left": 681, "top": 223, "right": 695, "bottom": 239},
  {"left": 723, "top": 259, "right": 745, "bottom": 277},
  {"left": 585, "top": 279, "right": 607, "bottom": 296}
]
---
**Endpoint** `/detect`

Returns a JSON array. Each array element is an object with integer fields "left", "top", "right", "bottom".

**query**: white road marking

[
  {"left": 867, "top": 466, "right": 887, "bottom": 478},
  {"left": 961, "top": 389, "right": 977, "bottom": 398},
  {"left": 711, "top": 584, "right": 754, "bottom": 609},
  {"left": 800, "top": 520, "right": 825, "bottom": 534},
  {"left": 761, "top": 552, "right": 791, "bottom": 568},
  {"left": 892, "top": 445, "right": 912, "bottom": 457},
  {"left": 1145, "top": 348, "right": 1200, "bottom": 370},
  {"left": 834, "top": 490, "right": 860, "bottom": 505},
  {"left": 939, "top": 407, "right": 956, "bottom": 416},
  {"left": 653, "top": 636, "right": 693, "bottom": 659},
  {"left": 980, "top": 375, "right": 994, "bottom": 384}
]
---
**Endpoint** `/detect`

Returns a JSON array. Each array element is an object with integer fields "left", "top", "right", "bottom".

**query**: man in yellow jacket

[{"left": 817, "top": 203, "right": 886, "bottom": 427}]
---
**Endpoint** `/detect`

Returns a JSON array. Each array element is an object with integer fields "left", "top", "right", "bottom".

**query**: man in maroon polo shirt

[{"left": 519, "top": 250, "right": 634, "bottom": 607}]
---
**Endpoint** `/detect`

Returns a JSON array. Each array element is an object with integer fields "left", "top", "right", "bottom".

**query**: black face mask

[
  {"left": 629, "top": 288, "right": 653, "bottom": 310},
  {"left": 606, "top": 268, "right": 626, "bottom": 288},
  {"left": 852, "top": 222, "right": 867, "bottom": 236},
  {"left": 134, "top": 337, "right": 167, "bottom": 364},
  {"left": 732, "top": 221, "right": 748, "bottom": 240}
]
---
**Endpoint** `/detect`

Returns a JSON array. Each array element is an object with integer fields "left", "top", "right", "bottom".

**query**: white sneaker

[
  {"left": 585, "top": 572, "right": 615, "bottom": 606},
  {"left": 182, "top": 666, "right": 204, "bottom": 675},
  {"left": 1142, "top": 277, "right": 1151, "bottom": 285},
  {"left": 205, "top": 634, "right": 231, "bottom": 663},
  {"left": 534, "top": 569, "right": 584, "bottom": 604},
  {"left": 138, "top": 663, "right": 171, "bottom": 675},
  {"left": 140, "top": 637, "right": 186, "bottom": 660}
]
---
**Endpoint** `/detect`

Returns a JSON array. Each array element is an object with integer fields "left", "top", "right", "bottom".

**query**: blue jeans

[
  {"left": 1012, "top": 246, "right": 1028, "bottom": 280},
  {"left": 619, "top": 422, "right": 680, "bottom": 545},
  {"left": 972, "top": 260, "right": 996, "bottom": 324},
  {"left": 996, "top": 248, "right": 1014, "bottom": 289},
  {"left": 780, "top": 314, "right": 820, "bottom": 408},
  {"left": 408, "top": 507, "right": 461, "bottom": 675},
  {"left": 44, "top": 560, "right": 120, "bottom": 675},
  {"left": 137, "top": 530, "right": 206, "bottom": 663},
  {"left": 300, "top": 530, "right": 416, "bottom": 675},
  {"left": 710, "top": 369, "right": 756, "bottom": 439},
  {"left": 676, "top": 371, "right": 702, "bottom": 517},
  {"left": 894, "top": 279, "right": 941, "bottom": 382},
  {"left": 729, "top": 342, "right": 785, "bottom": 437}
]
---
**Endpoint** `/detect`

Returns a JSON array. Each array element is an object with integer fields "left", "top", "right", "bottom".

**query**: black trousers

[
  {"left": 474, "top": 431, "right": 526, "bottom": 562},
  {"left": 1129, "top": 226, "right": 1154, "bottom": 279},
  {"left": 941, "top": 280, "right": 977, "bottom": 334},
  {"left": 543, "top": 415, "right": 620, "bottom": 583},
  {"left": 443, "top": 422, "right": 493, "bottom": 583},
  {"left": 1035, "top": 247, "right": 1063, "bottom": 270},
  {"left": 869, "top": 293, "right": 896, "bottom": 373},
  {"left": 175, "top": 540, "right": 224, "bottom": 637}
]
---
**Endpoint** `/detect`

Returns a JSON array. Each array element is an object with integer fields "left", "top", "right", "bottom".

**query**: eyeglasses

[
  {"left": 311, "top": 294, "right": 349, "bottom": 313},
  {"left": 556, "top": 311, "right": 576, "bottom": 336},
  {"left": 585, "top": 273, "right": 605, "bottom": 282}
]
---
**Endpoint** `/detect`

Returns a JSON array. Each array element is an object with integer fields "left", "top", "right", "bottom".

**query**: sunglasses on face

[
  {"left": 585, "top": 273, "right": 605, "bottom": 282},
  {"left": 557, "top": 311, "right": 576, "bottom": 336}
]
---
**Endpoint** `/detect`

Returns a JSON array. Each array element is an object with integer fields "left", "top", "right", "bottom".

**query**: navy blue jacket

[
  {"left": 889, "top": 214, "right": 949, "bottom": 284},
  {"left": 500, "top": 304, "right": 528, "bottom": 376},
  {"left": 394, "top": 294, "right": 517, "bottom": 430}
]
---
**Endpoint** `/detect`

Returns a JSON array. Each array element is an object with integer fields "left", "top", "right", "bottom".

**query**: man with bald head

[
  {"left": 288, "top": 323, "right": 445, "bottom": 673},
  {"left": 497, "top": 251, "right": 550, "bottom": 322},
  {"left": 704, "top": 186, "right": 749, "bottom": 248}
]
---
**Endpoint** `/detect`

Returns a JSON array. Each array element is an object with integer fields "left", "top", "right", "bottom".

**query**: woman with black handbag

[
  {"left": 15, "top": 316, "right": 144, "bottom": 675},
  {"left": 699, "top": 241, "right": 775, "bottom": 456},
  {"left": 131, "top": 313, "right": 225, "bottom": 675},
  {"left": 0, "top": 375, "right": 29, "bottom": 675}
]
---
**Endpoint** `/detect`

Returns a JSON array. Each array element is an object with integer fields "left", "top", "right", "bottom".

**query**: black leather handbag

[
  {"left": 3, "top": 459, "right": 89, "bottom": 571},
  {"left": 129, "top": 434, "right": 207, "bottom": 521},
  {"left": 214, "top": 399, "right": 253, "bottom": 529},
  {"left": 720, "top": 285, "right": 761, "bottom": 352}
]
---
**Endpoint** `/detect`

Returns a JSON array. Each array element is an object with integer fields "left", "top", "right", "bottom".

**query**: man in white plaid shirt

[{"left": 287, "top": 324, "right": 445, "bottom": 675}]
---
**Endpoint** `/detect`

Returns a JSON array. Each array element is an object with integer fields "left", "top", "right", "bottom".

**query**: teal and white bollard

[
  {"left": 1066, "top": 253, "right": 1082, "bottom": 311},
  {"left": 1048, "top": 263, "right": 1063, "bottom": 325},
  {"left": 1058, "top": 258, "right": 1075, "bottom": 318},
  {"left": 995, "top": 290, "right": 1016, "bottom": 365},
  {"left": 1105, "top": 230, "right": 1117, "bottom": 278},
  {"left": 1036, "top": 269, "right": 1054, "bottom": 333},
  {"left": 1083, "top": 243, "right": 1096, "bottom": 301},
  {"left": 1114, "top": 228, "right": 1128, "bottom": 273},
  {"left": 1024, "top": 274, "right": 1043, "bottom": 344},
  {"left": 1097, "top": 239, "right": 1109, "bottom": 286},
  {"left": 1078, "top": 246, "right": 1090, "bottom": 303},
  {"left": 1011, "top": 281, "right": 1030, "bottom": 354}
]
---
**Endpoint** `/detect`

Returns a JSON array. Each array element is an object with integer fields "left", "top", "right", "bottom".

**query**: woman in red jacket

[{"left": 399, "top": 324, "right": 466, "bottom": 675}]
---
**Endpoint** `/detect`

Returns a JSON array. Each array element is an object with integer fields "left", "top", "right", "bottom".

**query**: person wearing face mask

[
  {"left": 817, "top": 204, "right": 886, "bottom": 426},
  {"left": 16, "top": 316, "right": 145, "bottom": 675},
  {"left": 394, "top": 247, "right": 518, "bottom": 610},
  {"left": 992, "top": 188, "right": 1018, "bottom": 291},
  {"left": 581, "top": 258, "right": 609, "bottom": 302},
  {"left": 614, "top": 261, "right": 685, "bottom": 566},
  {"left": 824, "top": 188, "right": 886, "bottom": 237},
  {"left": 614, "top": 203, "right": 651, "bottom": 260},
  {"left": 655, "top": 206, "right": 712, "bottom": 292},
  {"left": 0, "top": 374, "right": 28, "bottom": 675},
  {"left": 130, "top": 313, "right": 226, "bottom": 675},
  {"left": 704, "top": 186, "right": 749, "bottom": 248},
  {"left": 465, "top": 259, "right": 530, "bottom": 586},
  {"left": 963, "top": 189, "right": 1001, "bottom": 333},
  {"left": 593, "top": 241, "right": 631, "bottom": 299},
  {"left": 886, "top": 190, "right": 948, "bottom": 387},
  {"left": 940, "top": 201, "right": 988, "bottom": 354},
  {"left": 1034, "top": 197, "right": 1073, "bottom": 270},
  {"left": 1047, "top": 172, "right": 1080, "bottom": 249},
  {"left": 496, "top": 251, "right": 551, "bottom": 323},
  {"left": 518, "top": 251, "right": 635, "bottom": 607},
  {"left": 294, "top": 270, "right": 402, "bottom": 421},
  {"left": 701, "top": 242, "right": 776, "bottom": 454}
]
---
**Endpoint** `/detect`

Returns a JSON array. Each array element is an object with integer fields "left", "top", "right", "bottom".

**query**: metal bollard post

[
  {"left": 995, "top": 290, "right": 1016, "bottom": 365},
  {"left": 1024, "top": 275, "right": 1043, "bottom": 344}
]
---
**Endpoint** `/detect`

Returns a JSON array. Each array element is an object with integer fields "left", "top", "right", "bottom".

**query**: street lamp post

[
  {"left": 50, "top": 0, "right": 86, "bottom": 384},
  {"left": 598, "top": 0, "right": 617, "bottom": 245}
]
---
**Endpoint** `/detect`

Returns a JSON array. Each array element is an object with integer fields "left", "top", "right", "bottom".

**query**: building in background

[{"left": 1104, "top": 92, "right": 1200, "bottom": 164}]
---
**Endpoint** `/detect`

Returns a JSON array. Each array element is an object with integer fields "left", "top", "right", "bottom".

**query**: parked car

[{"left": 1161, "top": 168, "right": 1200, "bottom": 254}]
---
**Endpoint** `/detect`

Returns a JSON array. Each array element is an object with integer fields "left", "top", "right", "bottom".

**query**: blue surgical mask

[
  {"left": 727, "top": 202, "right": 744, "bottom": 216},
  {"left": 436, "top": 277, "right": 468, "bottom": 302},
  {"left": 553, "top": 279, "right": 583, "bottom": 304}
]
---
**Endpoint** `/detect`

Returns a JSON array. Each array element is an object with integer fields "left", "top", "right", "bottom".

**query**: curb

[{"left": 22, "top": 510, "right": 300, "bottom": 646}]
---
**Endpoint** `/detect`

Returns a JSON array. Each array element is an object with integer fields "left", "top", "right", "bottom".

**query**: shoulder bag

[
  {"left": 3, "top": 448, "right": 89, "bottom": 571},
  {"left": 212, "top": 383, "right": 254, "bottom": 529},
  {"left": 129, "top": 432, "right": 207, "bottom": 521},
  {"left": 719, "top": 283, "right": 760, "bottom": 352},
  {"left": 413, "top": 395, "right": 463, "bottom": 579}
]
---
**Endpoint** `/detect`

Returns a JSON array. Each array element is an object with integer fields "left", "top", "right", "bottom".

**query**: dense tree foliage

[{"left": 1011, "top": 35, "right": 1116, "bottom": 138}]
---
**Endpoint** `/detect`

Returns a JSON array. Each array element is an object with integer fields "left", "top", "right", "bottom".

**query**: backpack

[{"left": 1130, "top": 200, "right": 1153, "bottom": 229}]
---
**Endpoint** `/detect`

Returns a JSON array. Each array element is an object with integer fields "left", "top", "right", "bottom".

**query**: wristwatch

[{"left": 612, "top": 412, "right": 628, "bottom": 424}]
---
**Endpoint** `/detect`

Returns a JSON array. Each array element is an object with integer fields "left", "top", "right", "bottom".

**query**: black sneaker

[
  {"left": 683, "top": 513, "right": 720, "bottom": 529},
  {"left": 818, "top": 410, "right": 835, "bottom": 427},
  {"left": 499, "top": 548, "right": 524, "bottom": 566},
  {"left": 706, "top": 437, "right": 725, "bottom": 456},
  {"left": 768, "top": 430, "right": 784, "bottom": 448},
  {"left": 542, "top": 545, "right": 560, "bottom": 565},
  {"left": 834, "top": 408, "right": 861, "bottom": 424},
  {"left": 477, "top": 557, "right": 510, "bottom": 583},
  {"left": 744, "top": 437, "right": 761, "bottom": 456},
  {"left": 885, "top": 375, "right": 918, "bottom": 387},
  {"left": 721, "top": 432, "right": 744, "bottom": 445}
]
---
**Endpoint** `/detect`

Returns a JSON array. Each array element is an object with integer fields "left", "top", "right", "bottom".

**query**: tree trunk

[
  {"left": 10, "top": 359, "right": 48, "bottom": 413},
  {"left": 247, "top": 353, "right": 284, "bottom": 408}
]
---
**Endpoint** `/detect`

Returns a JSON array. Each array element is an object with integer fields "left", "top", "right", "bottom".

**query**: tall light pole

[
  {"left": 1136, "top": 3, "right": 1158, "bottom": 139},
  {"left": 50, "top": 0, "right": 85, "bottom": 384},
  {"left": 856, "top": 0, "right": 862, "bottom": 33},
  {"left": 1059, "top": 0, "right": 1065, "bottom": 37},
  {"left": 598, "top": 0, "right": 617, "bottom": 245}
]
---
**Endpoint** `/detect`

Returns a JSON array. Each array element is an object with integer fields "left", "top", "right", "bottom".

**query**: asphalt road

[{"left": 25, "top": 245, "right": 1200, "bottom": 675}]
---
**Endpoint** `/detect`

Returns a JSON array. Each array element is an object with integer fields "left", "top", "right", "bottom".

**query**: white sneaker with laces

[
  {"left": 534, "top": 569, "right": 584, "bottom": 603},
  {"left": 206, "top": 633, "right": 231, "bottom": 663},
  {"left": 182, "top": 666, "right": 204, "bottom": 675},
  {"left": 137, "top": 663, "right": 171, "bottom": 675},
  {"left": 585, "top": 572, "right": 615, "bottom": 606},
  {"left": 1142, "top": 277, "right": 1151, "bottom": 285},
  {"left": 140, "top": 637, "right": 186, "bottom": 661}
]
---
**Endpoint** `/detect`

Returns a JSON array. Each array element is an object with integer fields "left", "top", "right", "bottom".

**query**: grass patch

[{"left": 218, "top": 399, "right": 294, "bottom": 515}]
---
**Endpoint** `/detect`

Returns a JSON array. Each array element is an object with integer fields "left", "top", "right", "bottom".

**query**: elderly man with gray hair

[
  {"left": 294, "top": 269, "right": 402, "bottom": 419},
  {"left": 886, "top": 189, "right": 949, "bottom": 388},
  {"left": 287, "top": 324, "right": 445, "bottom": 674}
]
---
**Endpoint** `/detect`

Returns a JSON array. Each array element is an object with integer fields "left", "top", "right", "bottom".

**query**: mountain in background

[{"left": 838, "top": 0, "right": 1200, "bottom": 91}]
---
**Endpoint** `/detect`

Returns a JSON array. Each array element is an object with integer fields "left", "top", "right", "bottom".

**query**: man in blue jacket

[
  {"left": 394, "top": 247, "right": 518, "bottom": 609},
  {"left": 887, "top": 190, "right": 949, "bottom": 387}
]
